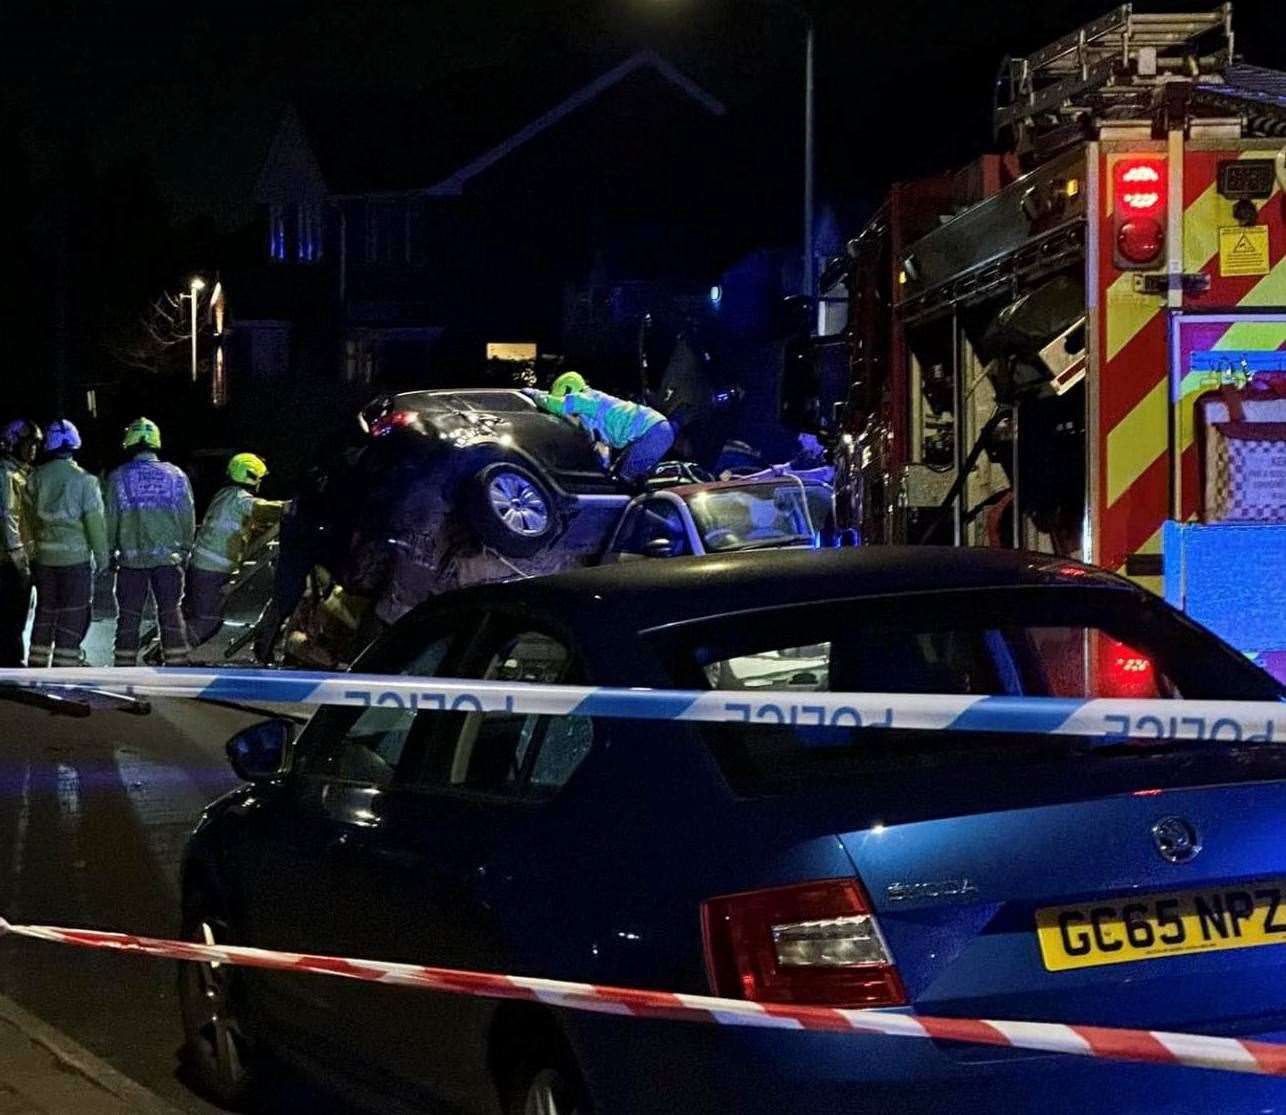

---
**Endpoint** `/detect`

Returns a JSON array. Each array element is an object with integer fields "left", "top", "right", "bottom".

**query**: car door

[
  {"left": 229, "top": 614, "right": 471, "bottom": 1069},
  {"left": 604, "top": 495, "right": 695, "bottom": 560},
  {"left": 315, "top": 617, "right": 599, "bottom": 1111}
]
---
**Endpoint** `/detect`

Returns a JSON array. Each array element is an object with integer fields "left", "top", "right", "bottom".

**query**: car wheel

[
  {"left": 465, "top": 462, "right": 559, "bottom": 558},
  {"left": 508, "top": 1061, "right": 590, "bottom": 1115},
  {"left": 177, "top": 890, "right": 258, "bottom": 1109}
]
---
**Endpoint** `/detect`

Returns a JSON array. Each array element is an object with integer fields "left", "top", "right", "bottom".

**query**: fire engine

[{"left": 793, "top": 4, "right": 1286, "bottom": 674}]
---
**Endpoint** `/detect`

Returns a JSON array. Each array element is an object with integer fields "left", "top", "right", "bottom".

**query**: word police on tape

[
  {"left": 0, "top": 666, "right": 1283, "bottom": 743},
  {"left": 2, "top": 915, "right": 1285, "bottom": 1078}
]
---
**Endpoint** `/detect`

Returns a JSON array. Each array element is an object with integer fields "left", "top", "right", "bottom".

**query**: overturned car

[{"left": 271, "top": 389, "right": 834, "bottom": 666}]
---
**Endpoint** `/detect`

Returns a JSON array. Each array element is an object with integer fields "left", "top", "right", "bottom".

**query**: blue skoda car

[{"left": 178, "top": 548, "right": 1286, "bottom": 1114}]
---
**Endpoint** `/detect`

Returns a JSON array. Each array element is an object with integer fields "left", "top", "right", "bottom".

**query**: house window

[
  {"left": 345, "top": 338, "right": 374, "bottom": 384},
  {"left": 297, "top": 205, "right": 323, "bottom": 263},
  {"left": 268, "top": 205, "right": 287, "bottom": 262},
  {"left": 364, "top": 202, "right": 404, "bottom": 264},
  {"left": 212, "top": 346, "right": 228, "bottom": 407},
  {"left": 407, "top": 203, "right": 427, "bottom": 267}
]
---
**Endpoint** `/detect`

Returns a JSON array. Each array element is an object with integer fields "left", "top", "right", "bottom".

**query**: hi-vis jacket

[
  {"left": 104, "top": 452, "right": 196, "bottom": 569},
  {"left": 191, "top": 485, "right": 285, "bottom": 574},
  {"left": 24, "top": 456, "right": 108, "bottom": 569},
  {"left": 0, "top": 455, "right": 31, "bottom": 569},
  {"left": 536, "top": 388, "right": 667, "bottom": 449}
]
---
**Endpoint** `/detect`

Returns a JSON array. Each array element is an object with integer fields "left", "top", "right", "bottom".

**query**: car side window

[
  {"left": 615, "top": 498, "right": 690, "bottom": 558},
  {"left": 416, "top": 629, "right": 593, "bottom": 799},
  {"left": 297, "top": 632, "right": 454, "bottom": 786}
]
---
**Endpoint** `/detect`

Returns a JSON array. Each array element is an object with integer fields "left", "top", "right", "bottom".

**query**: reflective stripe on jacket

[
  {"left": 24, "top": 456, "right": 108, "bottom": 569},
  {"left": 0, "top": 456, "right": 30, "bottom": 567},
  {"left": 191, "top": 485, "right": 285, "bottom": 574},
  {"left": 105, "top": 453, "right": 195, "bottom": 569}
]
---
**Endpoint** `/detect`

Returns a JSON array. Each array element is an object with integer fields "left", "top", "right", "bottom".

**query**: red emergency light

[
  {"left": 1099, "top": 637, "right": 1159, "bottom": 699},
  {"left": 1113, "top": 157, "right": 1167, "bottom": 270}
]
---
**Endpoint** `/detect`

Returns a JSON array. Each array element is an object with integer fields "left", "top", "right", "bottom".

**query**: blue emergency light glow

[
  {"left": 1164, "top": 522, "right": 1286, "bottom": 656},
  {"left": 709, "top": 284, "right": 722, "bottom": 307}
]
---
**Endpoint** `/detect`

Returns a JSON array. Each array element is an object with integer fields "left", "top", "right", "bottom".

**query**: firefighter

[
  {"left": 184, "top": 453, "right": 285, "bottom": 649},
  {"left": 25, "top": 419, "right": 108, "bottom": 668},
  {"left": 104, "top": 418, "right": 195, "bottom": 666},
  {"left": 525, "top": 372, "right": 674, "bottom": 483},
  {"left": 0, "top": 419, "right": 41, "bottom": 666}
]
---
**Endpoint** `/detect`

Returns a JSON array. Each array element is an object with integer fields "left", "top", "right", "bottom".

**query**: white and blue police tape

[{"left": 0, "top": 666, "right": 1283, "bottom": 743}]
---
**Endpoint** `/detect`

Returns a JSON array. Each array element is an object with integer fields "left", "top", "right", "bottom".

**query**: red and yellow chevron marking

[{"left": 1097, "top": 147, "right": 1286, "bottom": 592}]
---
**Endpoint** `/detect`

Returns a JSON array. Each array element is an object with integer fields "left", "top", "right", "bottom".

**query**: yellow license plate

[{"left": 1036, "top": 881, "right": 1286, "bottom": 971}]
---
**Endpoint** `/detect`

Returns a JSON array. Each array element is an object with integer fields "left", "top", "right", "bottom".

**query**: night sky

[
  {"left": 7, "top": 0, "right": 1282, "bottom": 209},
  {"left": 0, "top": 0, "right": 1282, "bottom": 427}
]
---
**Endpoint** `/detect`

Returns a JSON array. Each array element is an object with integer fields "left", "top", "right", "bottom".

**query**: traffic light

[{"left": 1112, "top": 156, "right": 1168, "bottom": 271}]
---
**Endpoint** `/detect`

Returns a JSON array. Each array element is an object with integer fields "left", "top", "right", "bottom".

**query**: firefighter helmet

[
  {"left": 549, "top": 371, "right": 587, "bottom": 399},
  {"left": 122, "top": 416, "right": 162, "bottom": 450},
  {"left": 0, "top": 419, "right": 41, "bottom": 455},
  {"left": 44, "top": 419, "right": 82, "bottom": 454},
  {"left": 228, "top": 452, "right": 268, "bottom": 488}
]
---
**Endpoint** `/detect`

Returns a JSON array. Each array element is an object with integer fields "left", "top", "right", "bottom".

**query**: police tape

[
  {"left": 0, "top": 665, "right": 1284, "bottom": 743},
  {"left": 1, "top": 915, "right": 1282, "bottom": 1077}
]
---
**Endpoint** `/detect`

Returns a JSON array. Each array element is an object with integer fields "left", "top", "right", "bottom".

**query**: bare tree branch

[{"left": 105, "top": 286, "right": 199, "bottom": 376}]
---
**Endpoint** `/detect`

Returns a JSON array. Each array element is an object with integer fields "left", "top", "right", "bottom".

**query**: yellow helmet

[
  {"left": 123, "top": 416, "right": 162, "bottom": 450},
  {"left": 228, "top": 452, "right": 268, "bottom": 487},
  {"left": 550, "top": 371, "right": 587, "bottom": 399}
]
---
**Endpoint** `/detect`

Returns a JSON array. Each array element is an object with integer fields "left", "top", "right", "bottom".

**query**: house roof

[{"left": 294, "top": 50, "right": 725, "bottom": 197}]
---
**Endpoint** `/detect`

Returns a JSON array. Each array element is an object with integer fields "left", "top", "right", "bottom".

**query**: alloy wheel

[
  {"left": 523, "top": 1068, "right": 582, "bottom": 1115},
  {"left": 182, "top": 916, "right": 252, "bottom": 1098},
  {"left": 488, "top": 472, "right": 550, "bottom": 536}
]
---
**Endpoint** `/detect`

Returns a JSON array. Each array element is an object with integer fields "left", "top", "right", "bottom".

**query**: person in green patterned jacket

[
  {"left": 104, "top": 417, "right": 195, "bottom": 666},
  {"left": 183, "top": 452, "right": 285, "bottom": 649},
  {"left": 524, "top": 371, "right": 675, "bottom": 483},
  {"left": 25, "top": 420, "right": 108, "bottom": 667}
]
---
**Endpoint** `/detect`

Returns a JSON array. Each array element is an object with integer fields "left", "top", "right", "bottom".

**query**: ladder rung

[{"left": 1023, "top": 11, "right": 1130, "bottom": 72}]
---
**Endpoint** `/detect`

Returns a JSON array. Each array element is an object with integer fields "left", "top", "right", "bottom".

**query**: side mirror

[
  {"left": 226, "top": 719, "right": 293, "bottom": 782},
  {"left": 643, "top": 537, "right": 676, "bottom": 558}
]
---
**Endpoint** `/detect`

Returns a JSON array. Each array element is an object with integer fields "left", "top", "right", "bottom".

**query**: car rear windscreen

[{"left": 649, "top": 586, "right": 1284, "bottom": 796}]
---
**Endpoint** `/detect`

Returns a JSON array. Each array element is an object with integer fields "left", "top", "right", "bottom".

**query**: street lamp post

[
  {"left": 187, "top": 277, "right": 206, "bottom": 382},
  {"left": 802, "top": 12, "right": 815, "bottom": 297}
]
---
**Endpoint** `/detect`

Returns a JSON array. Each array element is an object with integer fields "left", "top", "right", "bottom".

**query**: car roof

[{"left": 437, "top": 547, "right": 1134, "bottom": 635}]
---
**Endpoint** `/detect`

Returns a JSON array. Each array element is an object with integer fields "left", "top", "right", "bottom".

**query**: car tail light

[
  {"left": 370, "top": 410, "right": 417, "bottom": 437},
  {"left": 1099, "top": 637, "right": 1158, "bottom": 699},
  {"left": 701, "top": 879, "right": 906, "bottom": 1007}
]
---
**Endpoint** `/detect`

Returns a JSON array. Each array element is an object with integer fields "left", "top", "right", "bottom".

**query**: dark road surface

[{"left": 0, "top": 694, "right": 362, "bottom": 1113}]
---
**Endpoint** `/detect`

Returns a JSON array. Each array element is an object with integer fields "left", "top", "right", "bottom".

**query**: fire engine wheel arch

[{"left": 463, "top": 460, "right": 564, "bottom": 558}]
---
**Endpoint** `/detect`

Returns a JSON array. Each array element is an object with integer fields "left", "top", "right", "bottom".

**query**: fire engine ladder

[
  {"left": 1194, "top": 64, "right": 1286, "bottom": 136},
  {"left": 995, "top": 4, "right": 1233, "bottom": 147}
]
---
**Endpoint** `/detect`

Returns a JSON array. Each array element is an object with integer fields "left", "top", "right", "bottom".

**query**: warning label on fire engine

[{"left": 1219, "top": 226, "right": 1270, "bottom": 277}]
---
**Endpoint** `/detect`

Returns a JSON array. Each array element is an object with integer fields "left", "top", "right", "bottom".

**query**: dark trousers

[
  {"left": 115, "top": 565, "right": 187, "bottom": 666},
  {"left": 617, "top": 420, "right": 677, "bottom": 482},
  {"left": 0, "top": 562, "right": 32, "bottom": 667},
  {"left": 29, "top": 562, "right": 92, "bottom": 667},
  {"left": 183, "top": 566, "right": 229, "bottom": 648},
  {"left": 252, "top": 512, "right": 316, "bottom": 663}
]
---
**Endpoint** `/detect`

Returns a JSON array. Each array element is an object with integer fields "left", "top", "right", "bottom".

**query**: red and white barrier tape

[{"left": 3, "top": 916, "right": 1284, "bottom": 1076}]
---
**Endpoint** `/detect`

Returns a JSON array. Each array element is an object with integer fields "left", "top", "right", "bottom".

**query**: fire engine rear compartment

[{"left": 821, "top": 5, "right": 1286, "bottom": 677}]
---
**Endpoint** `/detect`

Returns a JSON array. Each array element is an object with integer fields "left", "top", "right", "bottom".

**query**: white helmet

[{"left": 44, "top": 419, "right": 82, "bottom": 454}]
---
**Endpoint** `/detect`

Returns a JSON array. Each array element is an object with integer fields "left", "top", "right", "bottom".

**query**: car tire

[
  {"left": 177, "top": 888, "right": 259, "bottom": 1109},
  {"left": 506, "top": 1056, "right": 591, "bottom": 1115},
  {"left": 465, "top": 462, "right": 560, "bottom": 558}
]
